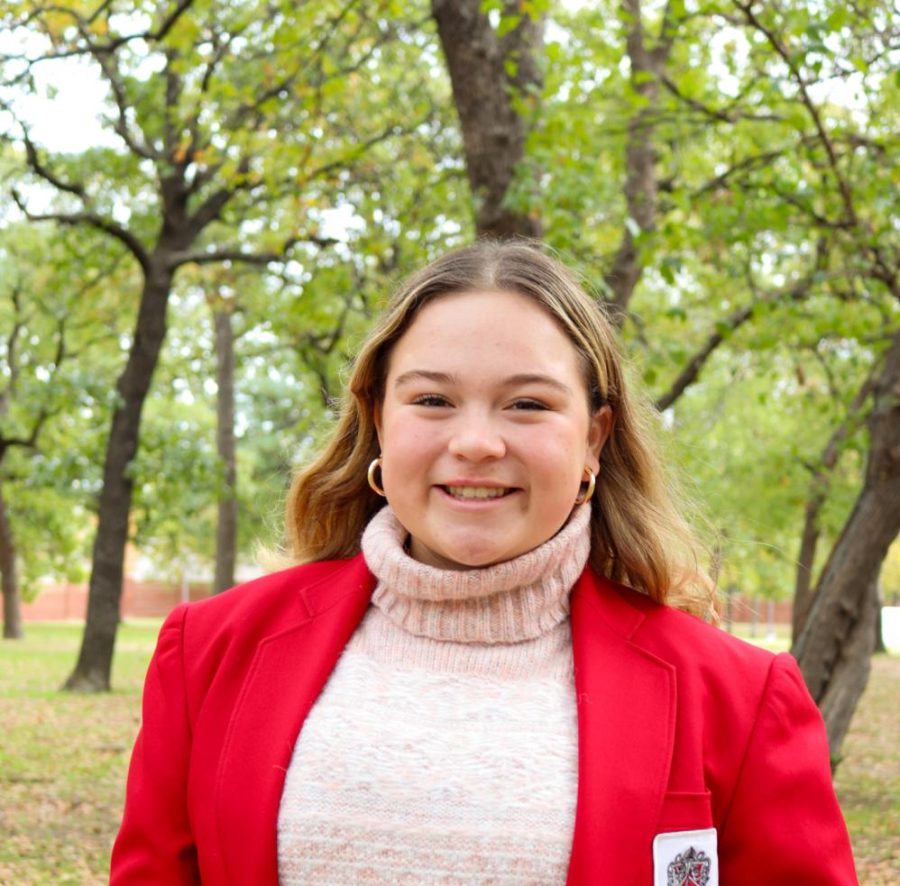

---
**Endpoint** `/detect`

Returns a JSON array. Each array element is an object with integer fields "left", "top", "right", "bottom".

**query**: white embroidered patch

[{"left": 652, "top": 828, "right": 718, "bottom": 886}]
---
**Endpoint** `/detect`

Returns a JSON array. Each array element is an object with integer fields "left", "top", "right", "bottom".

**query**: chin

[
  {"left": 415, "top": 538, "right": 509, "bottom": 571},
  {"left": 438, "top": 542, "right": 520, "bottom": 570}
]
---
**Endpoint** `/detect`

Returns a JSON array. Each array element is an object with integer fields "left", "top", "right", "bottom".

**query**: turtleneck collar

[{"left": 360, "top": 504, "right": 592, "bottom": 644}]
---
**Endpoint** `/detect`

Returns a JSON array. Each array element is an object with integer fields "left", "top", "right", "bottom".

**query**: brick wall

[
  {"left": 21, "top": 577, "right": 211, "bottom": 621},
  {"left": 720, "top": 594, "right": 793, "bottom": 625}
]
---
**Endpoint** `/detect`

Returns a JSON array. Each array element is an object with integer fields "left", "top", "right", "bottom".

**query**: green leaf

[{"left": 496, "top": 14, "right": 521, "bottom": 38}]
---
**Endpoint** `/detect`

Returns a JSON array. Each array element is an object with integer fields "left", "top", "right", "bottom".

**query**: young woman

[{"left": 111, "top": 241, "right": 856, "bottom": 884}]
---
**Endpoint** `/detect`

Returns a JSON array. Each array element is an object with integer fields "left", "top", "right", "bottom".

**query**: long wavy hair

[{"left": 285, "top": 240, "right": 714, "bottom": 617}]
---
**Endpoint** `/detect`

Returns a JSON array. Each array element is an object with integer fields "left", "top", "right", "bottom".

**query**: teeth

[{"left": 446, "top": 486, "right": 510, "bottom": 500}]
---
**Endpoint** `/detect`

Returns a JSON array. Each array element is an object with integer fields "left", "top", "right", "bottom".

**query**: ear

[{"left": 586, "top": 404, "right": 613, "bottom": 473}]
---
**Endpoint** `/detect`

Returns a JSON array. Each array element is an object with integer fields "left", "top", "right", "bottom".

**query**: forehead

[{"left": 386, "top": 289, "right": 585, "bottom": 379}]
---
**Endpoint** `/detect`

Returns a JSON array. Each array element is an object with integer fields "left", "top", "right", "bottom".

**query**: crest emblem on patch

[{"left": 667, "top": 846, "right": 711, "bottom": 886}]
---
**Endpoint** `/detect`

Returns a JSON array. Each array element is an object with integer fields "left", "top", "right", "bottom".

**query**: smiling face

[{"left": 375, "top": 289, "right": 612, "bottom": 570}]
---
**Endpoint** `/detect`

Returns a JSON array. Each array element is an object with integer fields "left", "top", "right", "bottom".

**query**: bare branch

[
  {"left": 767, "top": 181, "right": 855, "bottom": 231},
  {"left": 807, "top": 358, "right": 880, "bottom": 477},
  {"left": 304, "top": 120, "right": 412, "bottom": 185},
  {"left": 163, "top": 48, "right": 182, "bottom": 160},
  {"left": 86, "top": 0, "right": 115, "bottom": 26}
]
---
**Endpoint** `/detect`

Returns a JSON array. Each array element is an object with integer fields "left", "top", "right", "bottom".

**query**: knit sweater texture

[{"left": 276, "top": 504, "right": 592, "bottom": 884}]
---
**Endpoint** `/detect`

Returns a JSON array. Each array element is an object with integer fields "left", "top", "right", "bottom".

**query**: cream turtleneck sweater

[{"left": 277, "top": 504, "right": 591, "bottom": 884}]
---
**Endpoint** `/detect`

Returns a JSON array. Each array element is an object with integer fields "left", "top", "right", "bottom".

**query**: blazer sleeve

[
  {"left": 718, "top": 652, "right": 858, "bottom": 885},
  {"left": 110, "top": 604, "right": 200, "bottom": 884}
]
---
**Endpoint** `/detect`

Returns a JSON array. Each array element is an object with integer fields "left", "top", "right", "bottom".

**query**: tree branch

[
  {"left": 91, "top": 45, "right": 157, "bottom": 160},
  {"left": 6, "top": 0, "right": 197, "bottom": 64},
  {"left": 0, "top": 285, "right": 25, "bottom": 416},
  {"left": 603, "top": 0, "right": 680, "bottom": 321},
  {"left": 654, "top": 303, "right": 753, "bottom": 411},
  {"left": 168, "top": 235, "right": 336, "bottom": 269},
  {"left": 693, "top": 149, "right": 786, "bottom": 195},
  {"left": 732, "top": 0, "right": 857, "bottom": 226},
  {"left": 11, "top": 192, "right": 150, "bottom": 272},
  {"left": 660, "top": 74, "right": 784, "bottom": 124},
  {"left": 20, "top": 129, "right": 86, "bottom": 199},
  {"left": 654, "top": 255, "right": 829, "bottom": 411}
]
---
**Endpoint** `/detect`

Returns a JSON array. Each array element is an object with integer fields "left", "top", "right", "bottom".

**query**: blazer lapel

[
  {"left": 214, "top": 557, "right": 375, "bottom": 886},
  {"left": 567, "top": 570, "right": 676, "bottom": 886}
]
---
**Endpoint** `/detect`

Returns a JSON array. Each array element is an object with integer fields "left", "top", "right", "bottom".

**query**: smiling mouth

[{"left": 442, "top": 485, "right": 515, "bottom": 500}]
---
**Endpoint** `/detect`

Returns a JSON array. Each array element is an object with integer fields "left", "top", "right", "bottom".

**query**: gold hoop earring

[
  {"left": 574, "top": 468, "right": 596, "bottom": 506},
  {"left": 367, "top": 457, "right": 386, "bottom": 497}
]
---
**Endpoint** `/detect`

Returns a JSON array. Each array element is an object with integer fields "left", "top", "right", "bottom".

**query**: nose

[{"left": 447, "top": 409, "right": 507, "bottom": 461}]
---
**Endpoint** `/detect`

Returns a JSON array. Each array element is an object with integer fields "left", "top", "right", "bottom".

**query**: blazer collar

[{"left": 213, "top": 557, "right": 675, "bottom": 886}]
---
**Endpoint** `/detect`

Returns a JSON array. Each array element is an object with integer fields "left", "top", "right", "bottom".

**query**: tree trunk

[
  {"left": 0, "top": 479, "right": 23, "bottom": 640},
  {"left": 792, "top": 483, "right": 825, "bottom": 640},
  {"left": 213, "top": 306, "right": 237, "bottom": 595},
  {"left": 604, "top": 0, "right": 676, "bottom": 324},
  {"left": 793, "top": 327, "right": 900, "bottom": 759},
  {"left": 817, "top": 577, "right": 878, "bottom": 767},
  {"left": 64, "top": 262, "right": 173, "bottom": 691},
  {"left": 873, "top": 585, "right": 886, "bottom": 654},
  {"left": 792, "top": 371, "right": 875, "bottom": 641},
  {"left": 432, "top": 0, "right": 543, "bottom": 239}
]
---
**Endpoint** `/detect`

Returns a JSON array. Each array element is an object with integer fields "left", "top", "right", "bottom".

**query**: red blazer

[{"left": 111, "top": 555, "right": 857, "bottom": 885}]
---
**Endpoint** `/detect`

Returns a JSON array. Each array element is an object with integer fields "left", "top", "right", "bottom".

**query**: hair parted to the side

[{"left": 285, "top": 239, "right": 715, "bottom": 618}]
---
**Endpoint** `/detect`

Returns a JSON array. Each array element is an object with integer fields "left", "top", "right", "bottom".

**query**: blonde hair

[{"left": 285, "top": 240, "right": 714, "bottom": 617}]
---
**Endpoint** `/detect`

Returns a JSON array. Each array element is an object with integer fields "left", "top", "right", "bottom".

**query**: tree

[
  {"left": 1, "top": 0, "right": 441, "bottom": 689},
  {"left": 0, "top": 216, "right": 127, "bottom": 638},
  {"left": 793, "top": 327, "right": 900, "bottom": 761}
]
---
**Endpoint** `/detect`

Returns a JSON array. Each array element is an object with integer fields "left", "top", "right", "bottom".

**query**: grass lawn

[{"left": 0, "top": 620, "right": 897, "bottom": 883}]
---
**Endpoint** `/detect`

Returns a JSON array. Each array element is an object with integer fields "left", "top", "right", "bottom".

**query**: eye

[
  {"left": 510, "top": 399, "right": 549, "bottom": 411},
  {"left": 412, "top": 394, "right": 451, "bottom": 407}
]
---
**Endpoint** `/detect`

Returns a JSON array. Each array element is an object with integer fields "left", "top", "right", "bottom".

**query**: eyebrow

[
  {"left": 393, "top": 369, "right": 573, "bottom": 396},
  {"left": 394, "top": 370, "right": 457, "bottom": 387}
]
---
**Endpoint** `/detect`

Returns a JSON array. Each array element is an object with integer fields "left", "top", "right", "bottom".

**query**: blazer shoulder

[
  {"left": 176, "top": 553, "right": 373, "bottom": 644},
  {"left": 628, "top": 589, "right": 803, "bottom": 737},
  {"left": 592, "top": 573, "right": 777, "bottom": 680},
  {"left": 650, "top": 600, "right": 774, "bottom": 663},
  {"left": 151, "top": 554, "right": 374, "bottom": 707}
]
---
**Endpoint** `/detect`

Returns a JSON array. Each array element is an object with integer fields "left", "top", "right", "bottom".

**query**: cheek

[
  {"left": 380, "top": 417, "right": 440, "bottom": 472},
  {"left": 525, "top": 429, "right": 587, "bottom": 479}
]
